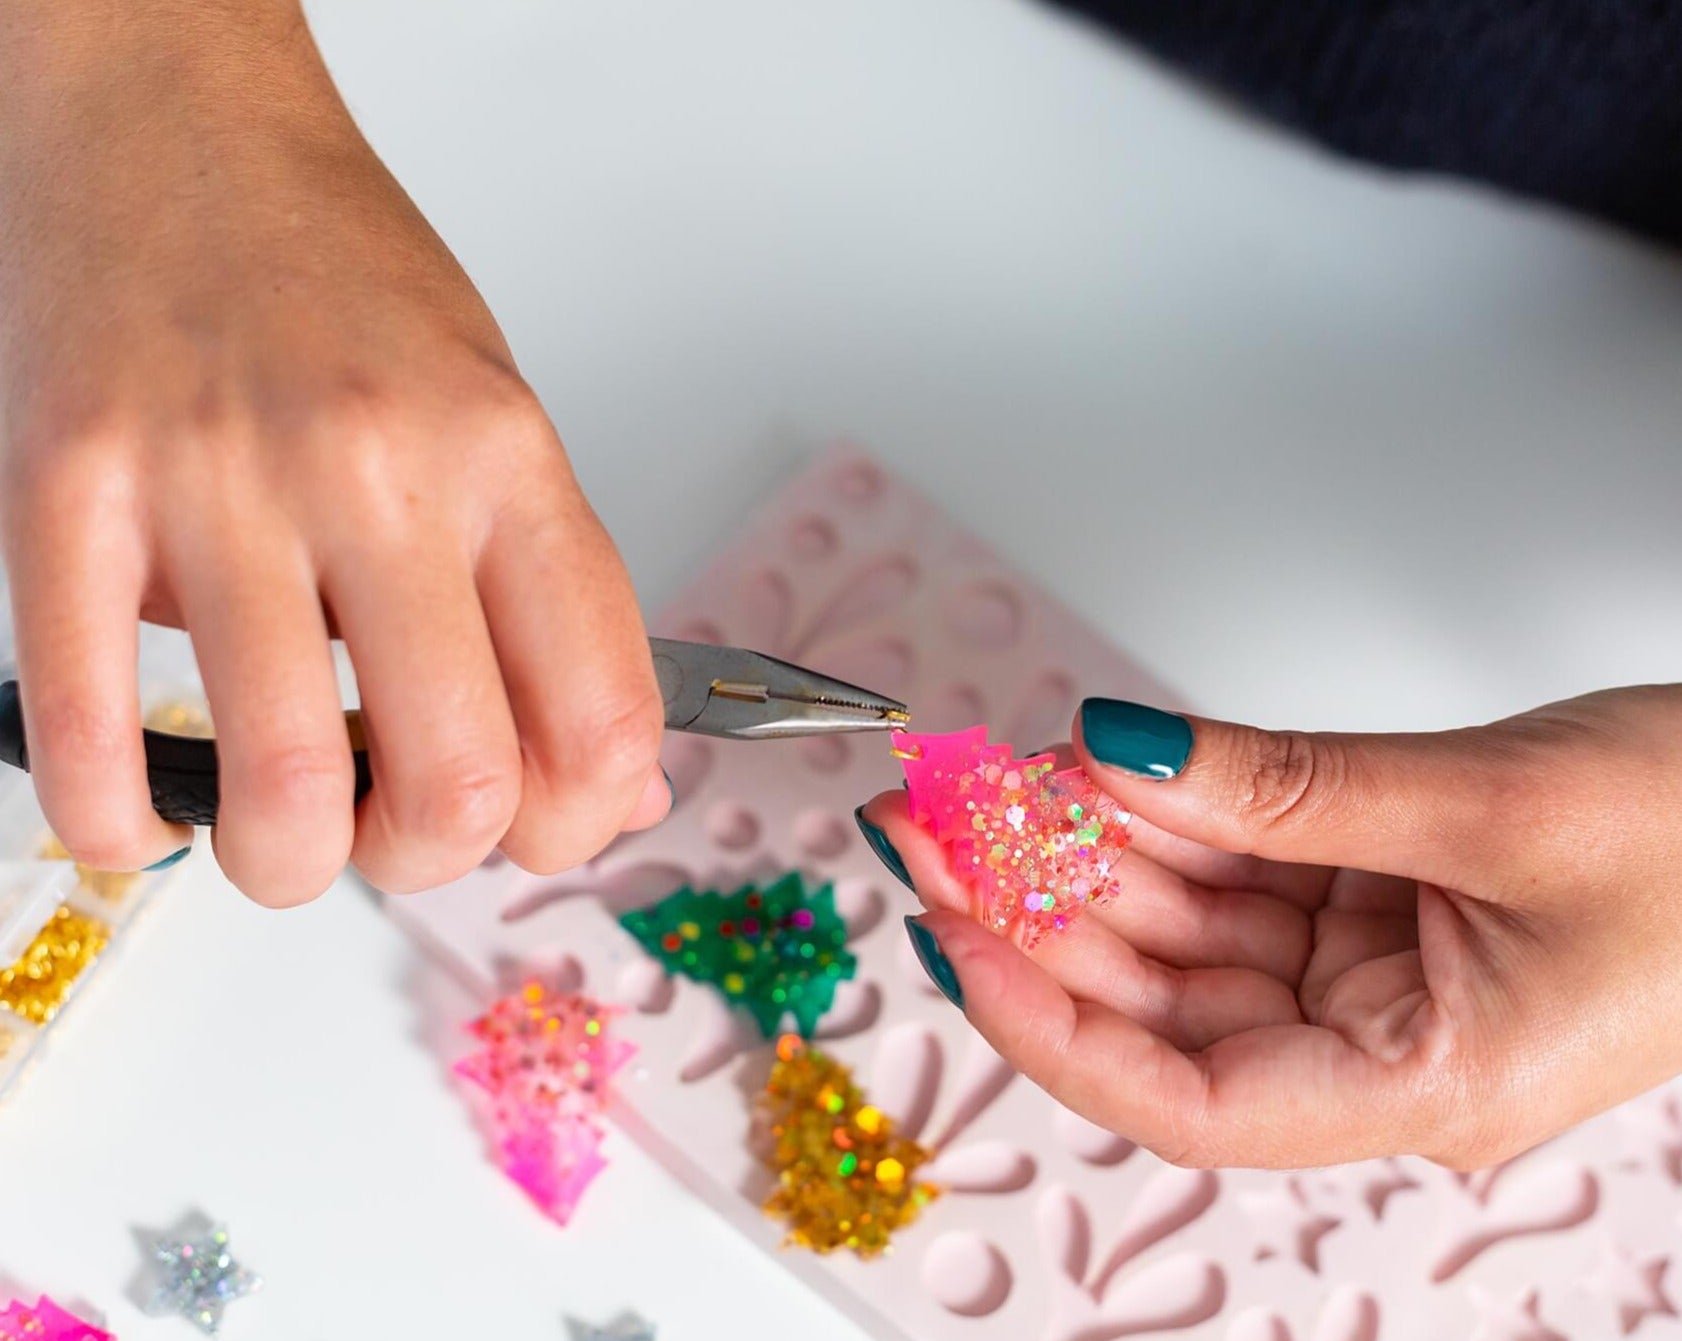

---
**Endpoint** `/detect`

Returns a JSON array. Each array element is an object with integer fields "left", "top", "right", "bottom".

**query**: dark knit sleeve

[{"left": 1048, "top": 0, "right": 1682, "bottom": 245}]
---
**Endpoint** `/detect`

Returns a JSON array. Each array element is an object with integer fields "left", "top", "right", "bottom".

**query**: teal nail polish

[
  {"left": 144, "top": 846, "right": 192, "bottom": 872},
  {"left": 904, "top": 916, "right": 964, "bottom": 1010},
  {"left": 1079, "top": 698, "right": 1193, "bottom": 780},
  {"left": 662, "top": 767, "right": 677, "bottom": 810},
  {"left": 854, "top": 807, "right": 913, "bottom": 890}
]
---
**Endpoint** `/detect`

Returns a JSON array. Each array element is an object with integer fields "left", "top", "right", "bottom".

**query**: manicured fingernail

[
  {"left": 144, "top": 845, "right": 192, "bottom": 872},
  {"left": 662, "top": 767, "right": 677, "bottom": 811},
  {"left": 1079, "top": 698, "right": 1193, "bottom": 780},
  {"left": 854, "top": 807, "right": 912, "bottom": 890},
  {"left": 904, "top": 916, "right": 963, "bottom": 1010}
]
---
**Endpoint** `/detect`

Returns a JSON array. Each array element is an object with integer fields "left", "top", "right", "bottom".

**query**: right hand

[{"left": 0, "top": 0, "right": 670, "bottom": 905}]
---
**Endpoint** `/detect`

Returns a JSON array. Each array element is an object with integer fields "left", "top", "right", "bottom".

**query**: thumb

[{"left": 1072, "top": 696, "right": 1502, "bottom": 879}]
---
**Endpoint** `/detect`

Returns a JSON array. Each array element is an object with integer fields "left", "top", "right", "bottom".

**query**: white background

[{"left": 4, "top": 0, "right": 1682, "bottom": 1337}]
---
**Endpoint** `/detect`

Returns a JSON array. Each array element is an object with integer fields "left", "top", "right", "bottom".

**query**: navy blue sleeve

[{"left": 1050, "top": 0, "right": 1682, "bottom": 245}]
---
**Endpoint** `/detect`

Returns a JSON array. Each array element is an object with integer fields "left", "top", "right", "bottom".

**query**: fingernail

[
  {"left": 904, "top": 916, "right": 964, "bottom": 1010},
  {"left": 144, "top": 845, "right": 192, "bottom": 872},
  {"left": 854, "top": 807, "right": 913, "bottom": 890},
  {"left": 1079, "top": 698, "right": 1193, "bottom": 780},
  {"left": 662, "top": 767, "right": 677, "bottom": 811}
]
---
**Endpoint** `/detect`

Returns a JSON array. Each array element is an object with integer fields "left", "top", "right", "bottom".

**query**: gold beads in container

[{"left": 0, "top": 905, "right": 109, "bottom": 1024}]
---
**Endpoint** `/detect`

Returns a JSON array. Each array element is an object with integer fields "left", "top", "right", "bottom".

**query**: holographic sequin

[
  {"left": 455, "top": 983, "right": 634, "bottom": 1225},
  {"left": 893, "top": 727, "right": 1131, "bottom": 948},
  {"left": 146, "top": 1225, "right": 260, "bottom": 1336},
  {"left": 619, "top": 873, "right": 855, "bottom": 1037},
  {"left": 0, "top": 905, "right": 108, "bottom": 1024},
  {"left": 0, "top": 1296, "right": 112, "bottom": 1341},
  {"left": 761, "top": 1037, "right": 938, "bottom": 1257},
  {"left": 37, "top": 835, "right": 141, "bottom": 907}
]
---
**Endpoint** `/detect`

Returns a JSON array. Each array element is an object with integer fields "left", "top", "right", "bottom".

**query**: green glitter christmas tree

[{"left": 619, "top": 872, "right": 856, "bottom": 1038}]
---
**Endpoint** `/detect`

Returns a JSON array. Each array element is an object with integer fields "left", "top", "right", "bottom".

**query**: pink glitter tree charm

[
  {"left": 455, "top": 982, "right": 634, "bottom": 1225},
  {"left": 893, "top": 727, "right": 1131, "bottom": 948},
  {"left": 0, "top": 1297, "right": 112, "bottom": 1341}
]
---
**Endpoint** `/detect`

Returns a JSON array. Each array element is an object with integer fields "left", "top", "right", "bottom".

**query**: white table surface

[{"left": 4, "top": 1, "right": 1682, "bottom": 1337}]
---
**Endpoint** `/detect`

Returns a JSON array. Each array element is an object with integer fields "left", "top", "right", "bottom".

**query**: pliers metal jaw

[{"left": 650, "top": 637, "right": 908, "bottom": 739}]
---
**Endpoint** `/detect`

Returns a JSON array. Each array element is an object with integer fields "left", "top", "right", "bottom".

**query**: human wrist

[{"left": 0, "top": 0, "right": 348, "bottom": 170}]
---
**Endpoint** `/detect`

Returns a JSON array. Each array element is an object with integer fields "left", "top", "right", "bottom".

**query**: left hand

[{"left": 858, "top": 686, "right": 1682, "bottom": 1170}]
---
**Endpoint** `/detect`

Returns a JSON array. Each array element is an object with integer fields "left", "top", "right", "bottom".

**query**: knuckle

[
  {"left": 400, "top": 759, "right": 521, "bottom": 845},
  {"left": 1416, "top": 1049, "right": 1527, "bottom": 1172},
  {"left": 318, "top": 400, "right": 404, "bottom": 496},
  {"left": 26, "top": 700, "right": 158, "bottom": 867},
  {"left": 1233, "top": 730, "right": 1341, "bottom": 838},
  {"left": 5, "top": 432, "right": 136, "bottom": 531},
  {"left": 1428, "top": 1145, "right": 1489, "bottom": 1174},
  {"left": 27, "top": 693, "right": 126, "bottom": 764},
  {"left": 562, "top": 684, "right": 666, "bottom": 788},
  {"left": 237, "top": 744, "right": 352, "bottom": 815},
  {"left": 1157, "top": 1142, "right": 1215, "bottom": 1170},
  {"left": 1428, "top": 1127, "right": 1519, "bottom": 1173},
  {"left": 475, "top": 373, "right": 551, "bottom": 439},
  {"left": 471, "top": 387, "right": 569, "bottom": 487},
  {"left": 1437, "top": 1102, "right": 1529, "bottom": 1172},
  {"left": 1150, "top": 1109, "right": 1215, "bottom": 1168},
  {"left": 7, "top": 412, "right": 124, "bottom": 471},
  {"left": 1149, "top": 1053, "right": 1215, "bottom": 1169}
]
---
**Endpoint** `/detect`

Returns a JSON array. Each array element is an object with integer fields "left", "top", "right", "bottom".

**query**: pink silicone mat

[{"left": 384, "top": 447, "right": 1682, "bottom": 1341}]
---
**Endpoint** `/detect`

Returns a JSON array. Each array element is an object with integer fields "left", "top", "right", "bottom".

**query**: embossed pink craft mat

[{"left": 385, "top": 447, "right": 1682, "bottom": 1341}]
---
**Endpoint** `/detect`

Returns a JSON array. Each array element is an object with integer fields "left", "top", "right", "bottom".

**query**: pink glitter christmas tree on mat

[
  {"left": 893, "top": 727, "right": 1132, "bottom": 948},
  {"left": 455, "top": 982, "right": 635, "bottom": 1225},
  {"left": 0, "top": 1298, "right": 111, "bottom": 1341}
]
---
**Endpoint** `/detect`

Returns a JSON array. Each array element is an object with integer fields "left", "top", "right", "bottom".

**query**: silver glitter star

[
  {"left": 569, "top": 1313, "right": 656, "bottom": 1341},
  {"left": 147, "top": 1224, "right": 261, "bottom": 1336}
]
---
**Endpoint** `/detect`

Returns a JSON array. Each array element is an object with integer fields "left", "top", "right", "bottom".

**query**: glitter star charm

[
  {"left": 146, "top": 1224, "right": 261, "bottom": 1336},
  {"left": 893, "top": 726, "right": 1131, "bottom": 947},
  {"left": 569, "top": 1312, "right": 657, "bottom": 1341},
  {"left": 0, "top": 1297, "right": 112, "bottom": 1341},
  {"left": 620, "top": 873, "right": 855, "bottom": 1037}
]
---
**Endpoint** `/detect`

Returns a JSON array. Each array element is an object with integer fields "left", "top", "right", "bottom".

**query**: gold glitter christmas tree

[{"left": 760, "top": 1036, "right": 938, "bottom": 1257}]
